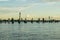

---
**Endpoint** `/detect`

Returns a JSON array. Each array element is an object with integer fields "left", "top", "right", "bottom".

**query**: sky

[{"left": 0, "top": 0, "right": 60, "bottom": 19}]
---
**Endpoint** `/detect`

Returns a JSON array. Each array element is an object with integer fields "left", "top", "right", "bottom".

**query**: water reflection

[{"left": 0, "top": 23, "right": 60, "bottom": 40}]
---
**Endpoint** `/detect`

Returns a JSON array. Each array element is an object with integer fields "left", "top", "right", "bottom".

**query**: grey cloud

[{"left": 41, "top": 0, "right": 60, "bottom": 2}]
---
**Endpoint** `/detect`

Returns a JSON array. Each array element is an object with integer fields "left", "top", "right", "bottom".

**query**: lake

[{"left": 0, "top": 22, "right": 60, "bottom": 40}]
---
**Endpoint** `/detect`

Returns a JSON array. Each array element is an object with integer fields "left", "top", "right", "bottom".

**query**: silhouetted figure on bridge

[
  {"left": 0, "top": 19, "right": 2, "bottom": 23},
  {"left": 24, "top": 18, "right": 27, "bottom": 23},
  {"left": 31, "top": 18, "right": 33, "bottom": 23},
  {"left": 11, "top": 18, "right": 14, "bottom": 24},
  {"left": 42, "top": 18, "right": 45, "bottom": 23},
  {"left": 3, "top": 19, "right": 6, "bottom": 24},
  {"left": 8, "top": 18, "right": 10, "bottom": 24},
  {"left": 18, "top": 19, "right": 20, "bottom": 24},
  {"left": 36, "top": 18, "right": 40, "bottom": 23}
]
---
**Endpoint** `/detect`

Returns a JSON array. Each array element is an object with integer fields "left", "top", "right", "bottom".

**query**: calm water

[{"left": 0, "top": 22, "right": 60, "bottom": 40}]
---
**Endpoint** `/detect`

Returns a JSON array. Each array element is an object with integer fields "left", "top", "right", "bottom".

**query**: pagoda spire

[{"left": 19, "top": 12, "right": 21, "bottom": 20}]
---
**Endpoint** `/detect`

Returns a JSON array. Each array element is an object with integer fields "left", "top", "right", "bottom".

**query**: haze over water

[
  {"left": 0, "top": 22, "right": 60, "bottom": 40},
  {"left": 0, "top": 0, "right": 60, "bottom": 40}
]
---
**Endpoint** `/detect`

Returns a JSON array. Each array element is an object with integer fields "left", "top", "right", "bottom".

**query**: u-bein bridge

[
  {"left": 0, "top": 18, "right": 60, "bottom": 24},
  {"left": 0, "top": 12, "right": 60, "bottom": 24}
]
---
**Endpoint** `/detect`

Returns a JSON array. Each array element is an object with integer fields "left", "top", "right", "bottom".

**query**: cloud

[
  {"left": 42, "top": 0, "right": 60, "bottom": 2},
  {"left": 0, "top": 4, "right": 37, "bottom": 18},
  {"left": 0, "top": 1, "right": 58, "bottom": 14},
  {"left": 0, "top": 0, "right": 8, "bottom": 1},
  {"left": 21, "top": 0, "right": 27, "bottom": 1},
  {"left": 16, "top": 0, "right": 60, "bottom": 2},
  {"left": 0, "top": 2, "right": 57, "bottom": 12},
  {"left": 0, "top": 4, "right": 37, "bottom": 12},
  {"left": 45, "top": 2, "right": 57, "bottom": 5},
  {"left": 16, "top": 0, "right": 27, "bottom": 1}
]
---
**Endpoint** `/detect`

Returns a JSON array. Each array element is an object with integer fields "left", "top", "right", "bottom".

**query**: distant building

[{"left": 19, "top": 12, "right": 21, "bottom": 20}]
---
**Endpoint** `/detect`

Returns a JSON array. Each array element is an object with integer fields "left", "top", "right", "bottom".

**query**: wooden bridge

[{"left": 0, "top": 19, "right": 60, "bottom": 24}]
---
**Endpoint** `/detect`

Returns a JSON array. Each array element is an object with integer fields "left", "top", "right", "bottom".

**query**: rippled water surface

[{"left": 0, "top": 22, "right": 60, "bottom": 40}]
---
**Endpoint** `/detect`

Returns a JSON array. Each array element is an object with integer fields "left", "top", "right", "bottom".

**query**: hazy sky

[{"left": 0, "top": 0, "right": 60, "bottom": 19}]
